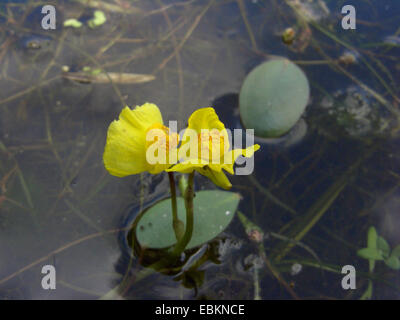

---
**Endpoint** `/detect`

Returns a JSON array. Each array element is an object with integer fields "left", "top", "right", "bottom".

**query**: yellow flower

[
  {"left": 167, "top": 107, "right": 260, "bottom": 190},
  {"left": 103, "top": 103, "right": 179, "bottom": 177}
]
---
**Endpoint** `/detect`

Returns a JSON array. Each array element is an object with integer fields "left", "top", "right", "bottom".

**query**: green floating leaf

[
  {"left": 391, "top": 245, "right": 400, "bottom": 258},
  {"left": 239, "top": 58, "right": 310, "bottom": 138},
  {"left": 377, "top": 236, "right": 391, "bottom": 259},
  {"left": 357, "top": 247, "right": 384, "bottom": 261},
  {"left": 136, "top": 190, "right": 240, "bottom": 250},
  {"left": 367, "top": 226, "right": 378, "bottom": 249},
  {"left": 384, "top": 255, "right": 400, "bottom": 270}
]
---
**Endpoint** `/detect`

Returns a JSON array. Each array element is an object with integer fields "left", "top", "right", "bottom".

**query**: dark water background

[{"left": 0, "top": 0, "right": 399, "bottom": 299}]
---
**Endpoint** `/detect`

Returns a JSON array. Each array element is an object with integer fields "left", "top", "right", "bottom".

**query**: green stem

[
  {"left": 172, "top": 171, "right": 195, "bottom": 257},
  {"left": 168, "top": 172, "right": 182, "bottom": 240}
]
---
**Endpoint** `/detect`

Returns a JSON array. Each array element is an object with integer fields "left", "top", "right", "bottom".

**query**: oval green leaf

[
  {"left": 239, "top": 58, "right": 310, "bottom": 138},
  {"left": 357, "top": 247, "right": 384, "bottom": 261},
  {"left": 136, "top": 190, "right": 240, "bottom": 250}
]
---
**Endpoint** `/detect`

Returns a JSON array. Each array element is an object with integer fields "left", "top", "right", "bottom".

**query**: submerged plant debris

[
  {"left": 319, "top": 86, "right": 391, "bottom": 137},
  {"left": 0, "top": 0, "right": 400, "bottom": 300}
]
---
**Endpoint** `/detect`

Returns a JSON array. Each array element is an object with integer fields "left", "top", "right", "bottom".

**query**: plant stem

[
  {"left": 168, "top": 172, "right": 181, "bottom": 240},
  {"left": 172, "top": 171, "right": 195, "bottom": 257}
]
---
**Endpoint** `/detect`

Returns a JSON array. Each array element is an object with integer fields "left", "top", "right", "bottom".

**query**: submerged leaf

[
  {"left": 357, "top": 247, "right": 384, "bottom": 261},
  {"left": 63, "top": 19, "right": 83, "bottom": 28},
  {"left": 384, "top": 255, "right": 400, "bottom": 270}
]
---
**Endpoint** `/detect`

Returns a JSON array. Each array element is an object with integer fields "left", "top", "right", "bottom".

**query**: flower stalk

[
  {"left": 171, "top": 171, "right": 195, "bottom": 257},
  {"left": 168, "top": 172, "right": 184, "bottom": 241}
]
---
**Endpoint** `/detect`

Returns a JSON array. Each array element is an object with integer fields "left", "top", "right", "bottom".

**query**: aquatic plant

[
  {"left": 357, "top": 227, "right": 400, "bottom": 270},
  {"left": 63, "top": 18, "right": 83, "bottom": 28},
  {"left": 63, "top": 10, "right": 106, "bottom": 29},
  {"left": 103, "top": 103, "right": 259, "bottom": 259},
  {"left": 2, "top": 0, "right": 399, "bottom": 300},
  {"left": 357, "top": 226, "right": 400, "bottom": 299},
  {"left": 239, "top": 59, "right": 310, "bottom": 138},
  {"left": 88, "top": 10, "right": 107, "bottom": 28}
]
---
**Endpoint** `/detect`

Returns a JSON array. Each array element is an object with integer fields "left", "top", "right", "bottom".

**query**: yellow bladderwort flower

[
  {"left": 103, "top": 103, "right": 179, "bottom": 177},
  {"left": 167, "top": 107, "right": 260, "bottom": 190}
]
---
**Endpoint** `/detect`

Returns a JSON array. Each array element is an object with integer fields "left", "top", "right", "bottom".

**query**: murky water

[{"left": 0, "top": 0, "right": 399, "bottom": 299}]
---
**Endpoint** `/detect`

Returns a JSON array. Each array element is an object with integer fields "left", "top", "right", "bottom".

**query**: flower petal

[
  {"left": 103, "top": 120, "right": 146, "bottom": 177},
  {"left": 103, "top": 103, "right": 164, "bottom": 177},
  {"left": 122, "top": 103, "right": 163, "bottom": 130},
  {"left": 187, "top": 107, "right": 225, "bottom": 134},
  {"left": 222, "top": 144, "right": 260, "bottom": 174},
  {"left": 180, "top": 107, "right": 230, "bottom": 160},
  {"left": 196, "top": 166, "right": 232, "bottom": 190}
]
